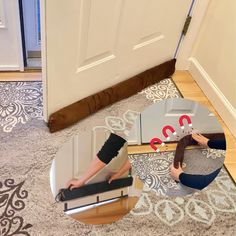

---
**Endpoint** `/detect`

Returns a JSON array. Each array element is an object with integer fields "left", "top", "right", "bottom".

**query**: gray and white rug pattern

[
  {"left": 0, "top": 179, "right": 32, "bottom": 235},
  {"left": 128, "top": 150, "right": 234, "bottom": 227},
  {"left": 0, "top": 78, "right": 236, "bottom": 236},
  {"left": 0, "top": 81, "right": 43, "bottom": 133},
  {"left": 139, "top": 77, "right": 181, "bottom": 103},
  {"left": 128, "top": 149, "right": 225, "bottom": 196}
]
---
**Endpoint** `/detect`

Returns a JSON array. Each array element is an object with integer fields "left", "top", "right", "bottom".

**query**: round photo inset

[
  {"left": 127, "top": 98, "right": 226, "bottom": 196},
  {"left": 50, "top": 127, "right": 143, "bottom": 224}
]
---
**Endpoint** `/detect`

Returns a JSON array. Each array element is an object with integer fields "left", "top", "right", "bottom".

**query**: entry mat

[{"left": 0, "top": 78, "right": 235, "bottom": 235}]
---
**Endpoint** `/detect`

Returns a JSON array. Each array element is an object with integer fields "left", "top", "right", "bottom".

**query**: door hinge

[{"left": 182, "top": 15, "right": 192, "bottom": 36}]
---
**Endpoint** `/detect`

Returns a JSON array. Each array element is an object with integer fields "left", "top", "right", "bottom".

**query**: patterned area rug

[
  {"left": 0, "top": 78, "right": 235, "bottom": 236},
  {"left": 0, "top": 81, "right": 43, "bottom": 132},
  {"left": 130, "top": 148, "right": 225, "bottom": 196}
]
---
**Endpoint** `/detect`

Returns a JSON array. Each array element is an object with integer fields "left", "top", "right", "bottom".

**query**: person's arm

[
  {"left": 179, "top": 168, "right": 221, "bottom": 190},
  {"left": 67, "top": 133, "right": 127, "bottom": 190},
  {"left": 207, "top": 140, "right": 226, "bottom": 150},
  {"left": 108, "top": 159, "right": 131, "bottom": 184},
  {"left": 174, "top": 133, "right": 225, "bottom": 168},
  {"left": 67, "top": 156, "right": 106, "bottom": 190},
  {"left": 170, "top": 163, "right": 184, "bottom": 182},
  {"left": 192, "top": 133, "right": 226, "bottom": 150},
  {"left": 97, "top": 133, "right": 127, "bottom": 164}
]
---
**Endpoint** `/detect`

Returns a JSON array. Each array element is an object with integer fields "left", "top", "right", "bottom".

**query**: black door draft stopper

[{"left": 57, "top": 177, "right": 133, "bottom": 202}]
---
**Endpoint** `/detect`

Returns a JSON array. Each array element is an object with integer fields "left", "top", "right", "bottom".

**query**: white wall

[
  {"left": 0, "top": 0, "right": 23, "bottom": 71},
  {"left": 189, "top": 0, "right": 236, "bottom": 138}
]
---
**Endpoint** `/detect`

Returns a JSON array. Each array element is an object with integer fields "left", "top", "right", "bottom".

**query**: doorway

[{"left": 19, "top": 0, "right": 42, "bottom": 70}]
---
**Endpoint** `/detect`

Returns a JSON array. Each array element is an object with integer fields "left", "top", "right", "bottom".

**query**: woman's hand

[
  {"left": 66, "top": 178, "right": 85, "bottom": 190},
  {"left": 170, "top": 163, "right": 184, "bottom": 182},
  {"left": 108, "top": 160, "right": 131, "bottom": 184},
  {"left": 108, "top": 172, "right": 120, "bottom": 184},
  {"left": 192, "top": 133, "right": 209, "bottom": 147}
]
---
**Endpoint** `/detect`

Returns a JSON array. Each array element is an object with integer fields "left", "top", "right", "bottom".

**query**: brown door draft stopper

[
  {"left": 173, "top": 133, "right": 225, "bottom": 168},
  {"left": 48, "top": 59, "right": 176, "bottom": 132}
]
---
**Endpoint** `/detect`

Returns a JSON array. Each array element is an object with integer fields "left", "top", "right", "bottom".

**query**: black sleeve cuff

[
  {"left": 97, "top": 133, "right": 127, "bottom": 164},
  {"left": 179, "top": 168, "right": 221, "bottom": 190},
  {"left": 207, "top": 139, "right": 226, "bottom": 150}
]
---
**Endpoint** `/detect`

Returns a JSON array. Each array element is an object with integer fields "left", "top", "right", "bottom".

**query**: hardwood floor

[
  {"left": 70, "top": 196, "right": 139, "bottom": 224},
  {"left": 70, "top": 176, "right": 143, "bottom": 224},
  {"left": 128, "top": 143, "right": 202, "bottom": 154},
  {"left": 0, "top": 71, "right": 41, "bottom": 81}
]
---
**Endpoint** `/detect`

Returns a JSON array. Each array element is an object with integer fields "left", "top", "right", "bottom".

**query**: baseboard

[
  {"left": 189, "top": 57, "right": 236, "bottom": 138},
  {"left": 0, "top": 65, "right": 21, "bottom": 71}
]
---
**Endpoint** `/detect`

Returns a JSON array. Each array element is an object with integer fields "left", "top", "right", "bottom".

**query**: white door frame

[
  {"left": 176, "top": 0, "right": 210, "bottom": 70},
  {"left": 40, "top": 0, "right": 48, "bottom": 120},
  {"left": 40, "top": 0, "right": 210, "bottom": 122}
]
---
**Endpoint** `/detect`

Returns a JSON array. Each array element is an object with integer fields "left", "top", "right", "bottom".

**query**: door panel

[
  {"left": 0, "top": 0, "right": 23, "bottom": 71},
  {"left": 76, "top": 0, "right": 123, "bottom": 72},
  {"left": 126, "top": 0, "right": 190, "bottom": 69},
  {"left": 45, "top": 0, "right": 192, "bottom": 117},
  {"left": 0, "top": 0, "right": 6, "bottom": 28},
  {"left": 127, "top": 115, "right": 141, "bottom": 145},
  {"left": 73, "top": 132, "right": 93, "bottom": 178}
]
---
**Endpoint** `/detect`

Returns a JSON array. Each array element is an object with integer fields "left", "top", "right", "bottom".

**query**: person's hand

[
  {"left": 108, "top": 172, "right": 120, "bottom": 184},
  {"left": 170, "top": 163, "right": 184, "bottom": 182},
  {"left": 66, "top": 178, "right": 84, "bottom": 190},
  {"left": 192, "top": 133, "right": 209, "bottom": 147}
]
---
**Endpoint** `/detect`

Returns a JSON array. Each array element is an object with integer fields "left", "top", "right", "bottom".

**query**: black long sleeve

[
  {"left": 97, "top": 133, "right": 126, "bottom": 164},
  {"left": 176, "top": 137, "right": 226, "bottom": 190},
  {"left": 179, "top": 168, "right": 221, "bottom": 190},
  {"left": 207, "top": 139, "right": 226, "bottom": 150}
]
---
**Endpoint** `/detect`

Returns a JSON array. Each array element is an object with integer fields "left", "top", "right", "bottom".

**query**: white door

[
  {"left": 140, "top": 98, "right": 223, "bottom": 143},
  {"left": 0, "top": 0, "right": 23, "bottom": 71},
  {"left": 43, "top": 0, "right": 193, "bottom": 119},
  {"left": 22, "top": 0, "right": 41, "bottom": 55}
]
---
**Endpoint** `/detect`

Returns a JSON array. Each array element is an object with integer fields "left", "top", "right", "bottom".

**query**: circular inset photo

[
  {"left": 127, "top": 98, "right": 226, "bottom": 196},
  {"left": 50, "top": 127, "right": 143, "bottom": 224}
]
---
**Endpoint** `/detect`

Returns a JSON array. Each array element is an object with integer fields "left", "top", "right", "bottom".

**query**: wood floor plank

[
  {"left": 0, "top": 71, "right": 42, "bottom": 81},
  {"left": 224, "top": 163, "right": 236, "bottom": 180},
  {"left": 70, "top": 196, "right": 139, "bottom": 224}
]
